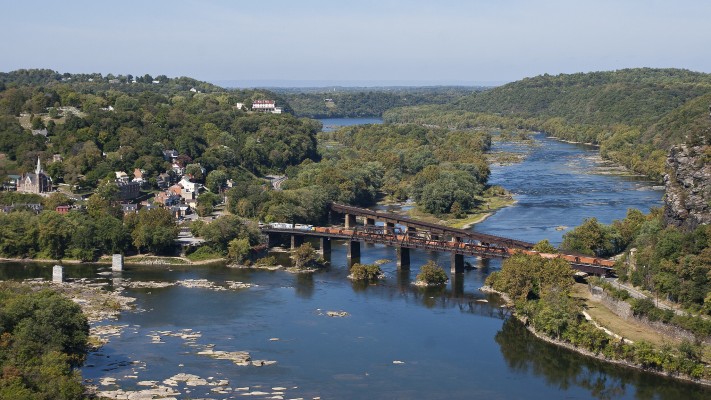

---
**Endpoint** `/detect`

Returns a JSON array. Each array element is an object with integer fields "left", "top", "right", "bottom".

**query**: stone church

[{"left": 17, "top": 158, "right": 51, "bottom": 194}]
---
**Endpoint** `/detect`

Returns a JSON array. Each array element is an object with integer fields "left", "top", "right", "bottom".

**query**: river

[{"left": 2, "top": 119, "right": 709, "bottom": 399}]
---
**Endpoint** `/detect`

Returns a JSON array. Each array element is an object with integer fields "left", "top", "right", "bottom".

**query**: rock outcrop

[{"left": 663, "top": 144, "right": 711, "bottom": 230}]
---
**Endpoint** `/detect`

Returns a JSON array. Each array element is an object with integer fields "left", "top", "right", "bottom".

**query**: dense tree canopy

[
  {"left": 385, "top": 68, "right": 711, "bottom": 181},
  {"left": 0, "top": 283, "right": 89, "bottom": 399}
]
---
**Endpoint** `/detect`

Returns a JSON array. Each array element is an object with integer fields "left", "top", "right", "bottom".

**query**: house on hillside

[
  {"left": 115, "top": 171, "right": 130, "bottom": 183},
  {"left": 163, "top": 149, "right": 179, "bottom": 161},
  {"left": 133, "top": 168, "right": 147, "bottom": 184},
  {"left": 157, "top": 172, "right": 171, "bottom": 189},
  {"left": 155, "top": 191, "right": 181, "bottom": 206},
  {"left": 252, "top": 100, "right": 282, "bottom": 114}
]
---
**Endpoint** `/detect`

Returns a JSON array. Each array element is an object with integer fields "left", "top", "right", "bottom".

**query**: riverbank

[
  {"left": 481, "top": 285, "right": 711, "bottom": 388},
  {"left": 0, "top": 255, "right": 227, "bottom": 266},
  {"left": 377, "top": 192, "right": 516, "bottom": 229}
]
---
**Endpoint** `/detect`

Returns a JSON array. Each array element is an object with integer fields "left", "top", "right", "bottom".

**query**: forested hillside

[
  {"left": 386, "top": 68, "right": 711, "bottom": 180},
  {"left": 0, "top": 69, "right": 316, "bottom": 189},
  {"left": 278, "top": 87, "right": 478, "bottom": 118}
]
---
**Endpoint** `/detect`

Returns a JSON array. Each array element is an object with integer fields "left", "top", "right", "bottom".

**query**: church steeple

[{"left": 35, "top": 157, "right": 42, "bottom": 175}]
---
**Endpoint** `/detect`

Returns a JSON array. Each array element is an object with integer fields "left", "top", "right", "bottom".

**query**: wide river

[{"left": 2, "top": 119, "right": 709, "bottom": 399}]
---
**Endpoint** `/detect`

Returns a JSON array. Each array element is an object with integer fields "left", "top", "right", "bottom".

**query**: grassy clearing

[
  {"left": 572, "top": 282, "right": 678, "bottom": 346},
  {"left": 404, "top": 194, "right": 515, "bottom": 229}
]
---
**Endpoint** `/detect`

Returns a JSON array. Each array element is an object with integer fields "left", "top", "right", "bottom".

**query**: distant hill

[
  {"left": 276, "top": 87, "right": 481, "bottom": 118},
  {"left": 386, "top": 68, "right": 711, "bottom": 180}
]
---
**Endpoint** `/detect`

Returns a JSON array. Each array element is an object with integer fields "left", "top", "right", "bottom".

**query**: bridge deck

[
  {"left": 330, "top": 203, "right": 535, "bottom": 250},
  {"left": 262, "top": 225, "right": 614, "bottom": 276}
]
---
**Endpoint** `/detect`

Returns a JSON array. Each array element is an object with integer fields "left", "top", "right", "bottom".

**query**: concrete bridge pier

[
  {"left": 291, "top": 234, "right": 304, "bottom": 249},
  {"left": 451, "top": 253, "right": 464, "bottom": 274},
  {"left": 347, "top": 240, "right": 361, "bottom": 259},
  {"left": 319, "top": 237, "right": 331, "bottom": 255},
  {"left": 345, "top": 214, "right": 357, "bottom": 228},
  {"left": 112, "top": 254, "right": 124, "bottom": 272},
  {"left": 451, "top": 273, "right": 464, "bottom": 297},
  {"left": 52, "top": 265, "right": 63, "bottom": 283},
  {"left": 397, "top": 247, "right": 410, "bottom": 270}
]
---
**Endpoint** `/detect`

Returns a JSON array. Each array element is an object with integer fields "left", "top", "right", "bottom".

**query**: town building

[
  {"left": 121, "top": 203, "right": 138, "bottom": 214},
  {"left": 116, "top": 181, "right": 140, "bottom": 201},
  {"left": 133, "top": 168, "right": 147, "bottom": 185},
  {"left": 55, "top": 205, "right": 71, "bottom": 214},
  {"left": 17, "top": 158, "right": 52, "bottom": 194}
]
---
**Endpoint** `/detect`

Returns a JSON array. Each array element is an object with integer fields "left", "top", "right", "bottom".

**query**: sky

[{"left": 1, "top": 0, "right": 710, "bottom": 87}]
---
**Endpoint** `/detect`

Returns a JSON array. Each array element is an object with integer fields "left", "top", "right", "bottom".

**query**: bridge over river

[{"left": 261, "top": 203, "right": 615, "bottom": 276}]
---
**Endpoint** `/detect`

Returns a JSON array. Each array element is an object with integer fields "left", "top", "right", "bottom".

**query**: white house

[{"left": 115, "top": 171, "right": 130, "bottom": 183}]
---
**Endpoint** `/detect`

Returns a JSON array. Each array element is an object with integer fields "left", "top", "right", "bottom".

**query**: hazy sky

[{"left": 2, "top": 0, "right": 710, "bottom": 86}]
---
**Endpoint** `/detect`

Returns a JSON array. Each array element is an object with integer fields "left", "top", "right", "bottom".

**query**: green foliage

[
  {"left": 560, "top": 217, "right": 623, "bottom": 257},
  {"left": 0, "top": 283, "right": 89, "bottom": 398},
  {"left": 279, "top": 87, "right": 478, "bottom": 118},
  {"left": 349, "top": 263, "right": 383, "bottom": 281},
  {"left": 192, "top": 215, "right": 261, "bottom": 251},
  {"left": 290, "top": 243, "right": 324, "bottom": 270},
  {"left": 196, "top": 191, "right": 221, "bottom": 217},
  {"left": 185, "top": 245, "right": 224, "bottom": 261},
  {"left": 591, "top": 278, "right": 631, "bottom": 301},
  {"left": 128, "top": 208, "right": 178, "bottom": 254},
  {"left": 532, "top": 239, "right": 558, "bottom": 253},
  {"left": 487, "top": 253, "right": 574, "bottom": 302},
  {"left": 386, "top": 68, "right": 711, "bottom": 181},
  {"left": 227, "top": 238, "right": 251, "bottom": 264},
  {"left": 0, "top": 70, "right": 320, "bottom": 190},
  {"left": 416, "top": 261, "right": 448, "bottom": 285}
]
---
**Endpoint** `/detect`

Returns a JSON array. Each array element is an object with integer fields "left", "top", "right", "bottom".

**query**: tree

[
  {"left": 205, "top": 170, "right": 228, "bottom": 193},
  {"left": 131, "top": 208, "right": 177, "bottom": 254},
  {"left": 291, "top": 243, "right": 322, "bottom": 270},
  {"left": 185, "top": 163, "right": 204, "bottom": 182},
  {"left": 196, "top": 191, "right": 220, "bottom": 217},
  {"left": 349, "top": 263, "right": 383, "bottom": 281},
  {"left": 227, "top": 238, "right": 251, "bottom": 264},
  {"left": 38, "top": 212, "right": 70, "bottom": 259},
  {"left": 533, "top": 240, "right": 558, "bottom": 253},
  {"left": 416, "top": 261, "right": 448, "bottom": 285}
]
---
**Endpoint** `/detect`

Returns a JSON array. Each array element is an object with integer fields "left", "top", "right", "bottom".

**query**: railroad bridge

[{"left": 261, "top": 203, "right": 615, "bottom": 276}]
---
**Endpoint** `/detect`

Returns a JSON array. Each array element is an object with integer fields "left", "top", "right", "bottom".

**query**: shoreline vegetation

[
  {"left": 485, "top": 283, "right": 711, "bottom": 388},
  {"left": 483, "top": 248, "right": 711, "bottom": 388}
]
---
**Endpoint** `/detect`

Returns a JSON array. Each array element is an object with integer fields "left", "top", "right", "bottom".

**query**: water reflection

[
  {"left": 294, "top": 273, "right": 315, "bottom": 299},
  {"left": 496, "top": 318, "right": 711, "bottom": 400}
]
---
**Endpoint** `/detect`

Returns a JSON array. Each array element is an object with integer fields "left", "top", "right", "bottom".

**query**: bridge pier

[
  {"left": 291, "top": 234, "right": 304, "bottom": 249},
  {"left": 451, "top": 253, "right": 464, "bottom": 274},
  {"left": 345, "top": 214, "right": 357, "bottom": 229},
  {"left": 347, "top": 240, "right": 361, "bottom": 259},
  {"left": 396, "top": 247, "right": 410, "bottom": 270},
  {"left": 451, "top": 273, "right": 464, "bottom": 297},
  {"left": 319, "top": 237, "right": 331, "bottom": 255}
]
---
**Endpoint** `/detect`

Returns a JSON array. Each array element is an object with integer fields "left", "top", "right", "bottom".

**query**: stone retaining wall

[{"left": 590, "top": 285, "right": 706, "bottom": 344}]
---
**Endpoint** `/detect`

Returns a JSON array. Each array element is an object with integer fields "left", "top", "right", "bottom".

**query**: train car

[
  {"left": 269, "top": 222, "right": 294, "bottom": 229},
  {"left": 294, "top": 224, "right": 314, "bottom": 231}
]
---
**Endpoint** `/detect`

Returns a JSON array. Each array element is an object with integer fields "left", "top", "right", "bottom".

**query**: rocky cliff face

[{"left": 663, "top": 144, "right": 711, "bottom": 230}]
